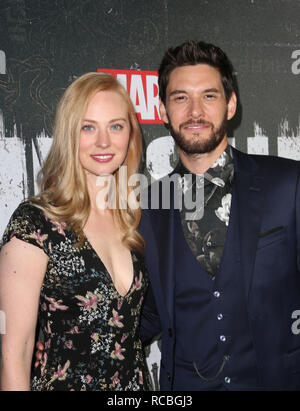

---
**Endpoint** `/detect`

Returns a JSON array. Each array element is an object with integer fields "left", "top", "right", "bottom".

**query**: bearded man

[{"left": 140, "top": 40, "right": 300, "bottom": 391}]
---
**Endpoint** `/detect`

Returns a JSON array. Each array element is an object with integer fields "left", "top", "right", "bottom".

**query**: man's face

[{"left": 159, "top": 64, "right": 236, "bottom": 155}]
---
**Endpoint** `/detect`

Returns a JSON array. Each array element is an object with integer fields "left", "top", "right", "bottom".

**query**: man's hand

[{"left": 34, "top": 341, "right": 44, "bottom": 368}]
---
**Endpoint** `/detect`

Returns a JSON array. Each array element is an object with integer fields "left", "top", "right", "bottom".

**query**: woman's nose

[{"left": 95, "top": 129, "right": 110, "bottom": 148}]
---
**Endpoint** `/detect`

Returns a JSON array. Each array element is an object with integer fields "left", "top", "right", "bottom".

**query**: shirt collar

[{"left": 177, "top": 145, "right": 234, "bottom": 187}]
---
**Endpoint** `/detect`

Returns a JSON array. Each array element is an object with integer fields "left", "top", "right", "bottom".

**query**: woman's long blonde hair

[{"left": 31, "top": 72, "right": 145, "bottom": 253}]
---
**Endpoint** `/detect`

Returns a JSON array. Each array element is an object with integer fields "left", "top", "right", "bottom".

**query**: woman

[{"left": 0, "top": 72, "right": 151, "bottom": 391}]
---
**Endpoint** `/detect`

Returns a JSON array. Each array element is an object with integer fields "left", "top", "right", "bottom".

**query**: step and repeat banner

[{"left": 0, "top": 0, "right": 300, "bottom": 389}]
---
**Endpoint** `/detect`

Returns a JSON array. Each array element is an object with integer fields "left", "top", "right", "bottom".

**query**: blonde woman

[{"left": 0, "top": 73, "right": 151, "bottom": 391}]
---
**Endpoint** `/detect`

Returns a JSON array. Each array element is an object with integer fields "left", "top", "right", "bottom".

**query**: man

[{"left": 140, "top": 40, "right": 300, "bottom": 390}]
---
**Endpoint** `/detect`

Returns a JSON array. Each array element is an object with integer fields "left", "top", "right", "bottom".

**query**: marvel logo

[{"left": 97, "top": 68, "right": 162, "bottom": 124}]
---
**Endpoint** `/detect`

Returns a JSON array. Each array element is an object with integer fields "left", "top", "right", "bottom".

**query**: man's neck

[{"left": 178, "top": 137, "right": 228, "bottom": 174}]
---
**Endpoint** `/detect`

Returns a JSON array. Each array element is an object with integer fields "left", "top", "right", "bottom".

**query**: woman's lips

[{"left": 91, "top": 154, "right": 115, "bottom": 163}]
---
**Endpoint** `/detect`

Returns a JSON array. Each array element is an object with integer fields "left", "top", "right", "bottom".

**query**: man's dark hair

[{"left": 158, "top": 40, "right": 235, "bottom": 105}]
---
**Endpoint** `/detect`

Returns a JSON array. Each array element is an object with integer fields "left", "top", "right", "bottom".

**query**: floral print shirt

[
  {"left": 0, "top": 202, "right": 151, "bottom": 391},
  {"left": 178, "top": 145, "right": 234, "bottom": 280}
]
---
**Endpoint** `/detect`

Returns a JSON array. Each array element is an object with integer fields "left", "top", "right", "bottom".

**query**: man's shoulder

[{"left": 232, "top": 147, "right": 299, "bottom": 175}]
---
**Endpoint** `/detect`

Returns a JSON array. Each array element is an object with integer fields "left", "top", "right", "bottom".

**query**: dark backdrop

[{"left": 0, "top": 0, "right": 300, "bottom": 389}]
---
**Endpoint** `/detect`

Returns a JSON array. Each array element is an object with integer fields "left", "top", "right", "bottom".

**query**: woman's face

[{"left": 79, "top": 90, "right": 131, "bottom": 183}]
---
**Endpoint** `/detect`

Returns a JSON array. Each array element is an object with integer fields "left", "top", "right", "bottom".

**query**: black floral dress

[{"left": 1, "top": 202, "right": 151, "bottom": 391}]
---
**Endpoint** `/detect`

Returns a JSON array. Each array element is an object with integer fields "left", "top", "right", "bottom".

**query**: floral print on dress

[{"left": 0, "top": 202, "right": 151, "bottom": 391}]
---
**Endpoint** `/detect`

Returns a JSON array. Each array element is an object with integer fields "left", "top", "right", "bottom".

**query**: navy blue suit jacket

[{"left": 140, "top": 147, "right": 300, "bottom": 390}]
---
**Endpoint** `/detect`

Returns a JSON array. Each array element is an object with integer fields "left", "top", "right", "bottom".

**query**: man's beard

[{"left": 168, "top": 111, "right": 228, "bottom": 155}]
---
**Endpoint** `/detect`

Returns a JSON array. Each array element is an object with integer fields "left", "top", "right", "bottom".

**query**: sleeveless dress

[{"left": 1, "top": 202, "right": 151, "bottom": 391}]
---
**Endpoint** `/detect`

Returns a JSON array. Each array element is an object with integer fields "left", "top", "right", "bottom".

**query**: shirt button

[
  {"left": 220, "top": 335, "right": 226, "bottom": 342},
  {"left": 224, "top": 376, "right": 231, "bottom": 384},
  {"left": 217, "top": 313, "right": 223, "bottom": 320},
  {"left": 213, "top": 291, "right": 220, "bottom": 298}
]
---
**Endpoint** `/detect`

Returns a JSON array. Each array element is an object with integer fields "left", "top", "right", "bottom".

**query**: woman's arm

[{"left": 0, "top": 237, "right": 48, "bottom": 391}]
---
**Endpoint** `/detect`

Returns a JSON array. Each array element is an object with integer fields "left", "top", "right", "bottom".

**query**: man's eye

[
  {"left": 205, "top": 94, "right": 216, "bottom": 100},
  {"left": 174, "top": 95, "right": 186, "bottom": 102}
]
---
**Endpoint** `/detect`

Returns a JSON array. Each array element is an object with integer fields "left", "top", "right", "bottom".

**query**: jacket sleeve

[
  {"left": 139, "top": 193, "right": 163, "bottom": 343},
  {"left": 140, "top": 281, "right": 162, "bottom": 344}
]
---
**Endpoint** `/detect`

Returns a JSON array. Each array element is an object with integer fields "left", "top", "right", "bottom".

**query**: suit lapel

[{"left": 232, "top": 148, "right": 265, "bottom": 299}]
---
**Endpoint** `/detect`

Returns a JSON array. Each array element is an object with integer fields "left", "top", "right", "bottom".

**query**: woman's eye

[
  {"left": 82, "top": 124, "right": 94, "bottom": 131},
  {"left": 111, "top": 124, "right": 123, "bottom": 131}
]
